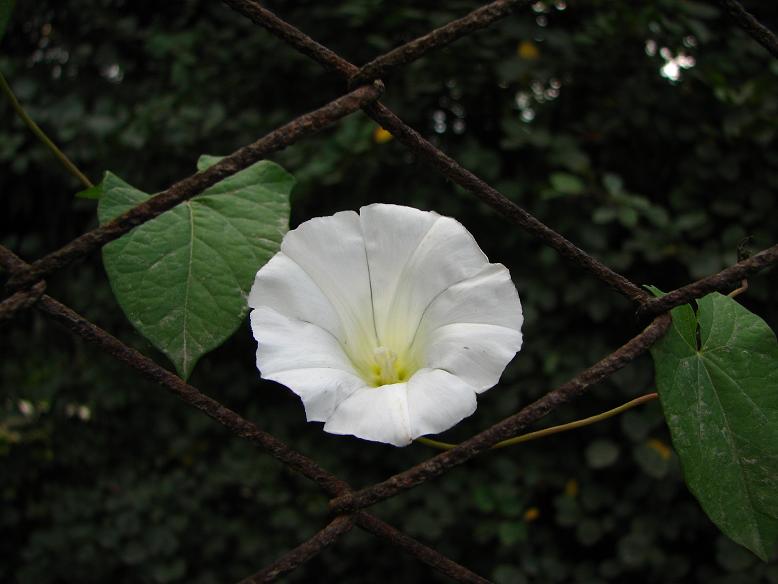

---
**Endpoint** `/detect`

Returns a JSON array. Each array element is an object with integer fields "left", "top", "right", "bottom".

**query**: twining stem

[
  {"left": 0, "top": 70, "right": 93, "bottom": 188},
  {"left": 729, "top": 239, "right": 752, "bottom": 298},
  {"left": 728, "top": 279, "right": 748, "bottom": 298},
  {"left": 416, "top": 392, "right": 659, "bottom": 451}
]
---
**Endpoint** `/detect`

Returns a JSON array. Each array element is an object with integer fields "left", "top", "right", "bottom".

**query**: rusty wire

[
  {"left": 348, "top": 0, "right": 533, "bottom": 87},
  {"left": 222, "top": 0, "right": 650, "bottom": 304},
  {"left": 5, "top": 83, "right": 383, "bottom": 292},
  {"left": 0, "top": 245, "right": 477, "bottom": 581},
  {"left": 329, "top": 313, "right": 672, "bottom": 514},
  {"left": 718, "top": 0, "right": 778, "bottom": 58},
  {"left": 2, "top": 0, "right": 778, "bottom": 582},
  {"left": 238, "top": 516, "right": 355, "bottom": 583},
  {"left": 0, "top": 280, "right": 45, "bottom": 323},
  {"left": 640, "top": 243, "right": 778, "bottom": 316}
]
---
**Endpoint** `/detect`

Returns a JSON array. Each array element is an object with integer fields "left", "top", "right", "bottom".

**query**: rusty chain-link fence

[{"left": 2, "top": 0, "right": 778, "bottom": 581}]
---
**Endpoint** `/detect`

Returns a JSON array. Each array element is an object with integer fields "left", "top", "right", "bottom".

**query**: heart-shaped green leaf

[
  {"left": 649, "top": 289, "right": 778, "bottom": 560},
  {"left": 99, "top": 158, "right": 293, "bottom": 379}
]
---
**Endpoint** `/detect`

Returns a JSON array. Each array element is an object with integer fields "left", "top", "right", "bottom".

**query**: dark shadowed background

[{"left": 2, "top": 0, "right": 777, "bottom": 582}]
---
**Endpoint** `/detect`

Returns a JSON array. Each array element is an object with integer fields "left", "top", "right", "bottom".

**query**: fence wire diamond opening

[{"left": 2, "top": 0, "right": 778, "bottom": 582}]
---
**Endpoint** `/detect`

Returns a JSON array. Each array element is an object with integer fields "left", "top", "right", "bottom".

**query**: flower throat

[{"left": 368, "top": 346, "right": 413, "bottom": 387}]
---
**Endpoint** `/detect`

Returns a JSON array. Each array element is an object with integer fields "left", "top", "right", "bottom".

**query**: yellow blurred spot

[
  {"left": 517, "top": 40, "right": 540, "bottom": 60},
  {"left": 373, "top": 127, "right": 393, "bottom": 144},
  {"left": 523, "top": 506, "right": 540, "bottom": 522},
  {"left": 564, "top": 479, "right": 579, "bottom": 498},
  {"left": 647, "top": 438, "right": 672, "bottom": 461}
]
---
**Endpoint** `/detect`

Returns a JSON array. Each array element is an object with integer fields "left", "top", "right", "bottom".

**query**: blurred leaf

[
  {"left": 681, "top": 1, "right": 720, "bottom": 19},
  {"left": 152, "top": 559, "right": 187, "bottom": 584},
  {"left": 585, "top": 439, "right": 620, "bottom": 469},
  {"left": 618, "top": 207, "right": 639, "bottom": 227},
  {"left": 549, "top": 172, "right": 585, "bottom": 196},
  {"left": 494, "top": 564, "right": 527, "bottom": 584},
  {"left": 618, "top": 532, "right": 651, "bottom": 567},
  {"left": 554, "top": 496, "right": 580, "bottom": 527},
  {"left": 633, "top": 442, "right": 670, "bottom": 479},
  {"left": 577, "top": 518, "right": 603, "bottom": 546},
  {"left": 473, "top": 485, "right": 495, "bottom": 513},
  {"left": 98, "top": 159, "right": 293, "bottom": 379},
  {"left": 498, "top": 521, "right": 527, "bottom": 546},
  {"left": 0, "top": 0, "right": 14, "bottom": 42},
  {"left": 603, "top": 173, "right": 623, "bottom": 195},
  {"left": 650, "top": 290, "right": 778, "bottom": 560},
  {"left": 592, "top": 207, "right": 617, "bottom": 224},
  {"left": 620, "top": 410, "right": 652, "bottom": 442}
]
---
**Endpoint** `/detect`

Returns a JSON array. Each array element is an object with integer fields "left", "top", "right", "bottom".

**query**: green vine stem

[
  {"left": 0, "top": 70, "right": 93, "bottom": 188},
  {"left": 416, "top": 392, "right": 659, "bottom": 451}
]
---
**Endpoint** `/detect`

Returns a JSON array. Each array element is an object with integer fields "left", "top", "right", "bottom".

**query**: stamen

[{"left": 370, "top": 346, "right": 410, "bottom": 386}]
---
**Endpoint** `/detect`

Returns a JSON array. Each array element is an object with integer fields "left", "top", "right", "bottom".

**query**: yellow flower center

[
  {"left": 367, "top": 346, "right": 414, "bottom": 387},
  {"left": 342, "top": 316, "right": 423, "bottom": 388}
]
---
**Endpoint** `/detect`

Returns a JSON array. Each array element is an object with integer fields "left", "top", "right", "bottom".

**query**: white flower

[{"left": 248, "top": 203, "right": 523, "bottom": 446}]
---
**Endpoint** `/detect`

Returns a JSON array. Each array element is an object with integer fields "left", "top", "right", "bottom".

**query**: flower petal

[
  {"left": 406, "top": 369, "right": 478, "bottom": 438},
  {"left": 250, "top": 307, "right": 359, "bottom": 376},
  {"left": 417, "top": 263, "right": 523, "bottom": 332},
  {"left": 423, "top": 323, "right": 522, "bottom": 392},
  {"left": 248, "top": 252, "right": 345, "bottom": 342},
  {"left": 324, "top": 384, "right": 412, "bottom": 446},
  {"left": 280, "top": 210, "right": 377, "bottom": 364},
  {"left": 412, "top": 263, "right": 522, "bottom": 392},
  {"left": 250, "top": 306, "right": 366, "bottom": 421},
  {"left": 360, "top": 204, "right": 490, "bottom": 352},
  {"left": 268, "top": 368, "right": 367, "bottom": 423},
  {"left": 359, "top": 204, "right": 438, "bottom": 339}
]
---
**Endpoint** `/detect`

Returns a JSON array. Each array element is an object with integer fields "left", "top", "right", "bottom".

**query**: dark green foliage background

[{"left": 2, "top": 1, "right": 777, "bottom": 582}]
